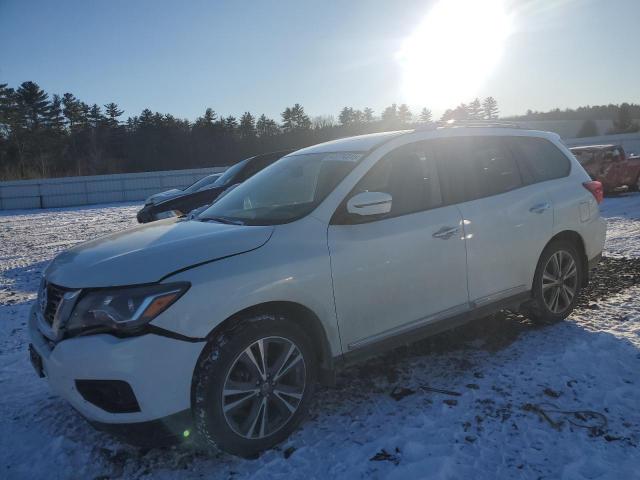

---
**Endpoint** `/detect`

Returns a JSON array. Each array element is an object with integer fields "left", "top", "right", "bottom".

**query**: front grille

[{"left": 42, "top": 283, "right": 68, "bottom": 326}]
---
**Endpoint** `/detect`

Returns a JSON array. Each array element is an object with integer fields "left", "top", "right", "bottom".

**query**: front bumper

[
  {"left": 136, "top": 205, "right": 155, "bottom": 223},
  {"left": 28, "top": 304, "right": 205, "bottom": 425},
  {"left": 89, "top": 409, "right": 195, "bottom": 447},
  {"left": 137, "top": 205, "right": 178, "bottom": 223}
]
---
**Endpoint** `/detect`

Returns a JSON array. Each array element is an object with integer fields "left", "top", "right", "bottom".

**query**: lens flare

[{"left": 397, "top": 0, "right": 513, "bottom": 109}]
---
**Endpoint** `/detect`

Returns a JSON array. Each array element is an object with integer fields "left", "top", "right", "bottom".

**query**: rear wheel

[
  {"left": 525, "top": 241, "right": 582, "bottom": 323},
  {"left": 193, "top": 315, "right": 316, "bottom": 458}
]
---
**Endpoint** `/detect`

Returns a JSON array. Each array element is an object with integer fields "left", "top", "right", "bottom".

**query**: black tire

[
  {"left": 524, "top": 240, "right": 583, "bottom": 324},
  {"left": 193, "top": 313, "right": 316, "bottom": 458}
]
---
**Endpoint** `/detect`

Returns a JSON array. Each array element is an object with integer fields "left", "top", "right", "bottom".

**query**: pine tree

[
  {"left": 88, "top": 104, "right": 104, "bottom": 128},
  {"left": 138, "top": 108, "right": 154, "bottom": 126},
  {"left": 469, "top": 98, "right": 482, "bottom": 119},
  {"left": 194, "top": 107, "right": 217, "bottom": 128},
  {"left": 451, "top": 103, "right": 470, "bottom": 120},
  {"left": 397, "top": 104, "right": 412, "bottom": 125},
  {"left": 381, "top": 104, "right": 398, "bottom": 123},
  {"left": 339, "top": 107, "right": 355, "bottom": 126},
  {"left": 282, "top": 104, "right": 311, "bottom": 131},
  {"left": 45, "top": 94, "right": 64, "bottom": 131},
  {"left": 0, "top": 84, "right": 17, "bottom": 136},
  {"left": 256, "top": 114, "right": 279, "bottom": 137},
  {"left": 363, "top": 107, "right": 375, "bottom": 123},
  {"left": 104, "top": 102, "right": 124, "bottom": 127},
  {"left": 16, "top": 81, "right": 50, "bottom": 130},
  {"left": 62, "top": 93, "right": 82, "bottom": 130},
  {"left": 79, "top": 102, "right": 91, "bottom": 129},
  {"left": 482, "top": 96, "right": 499, "bottom": 119},
  {"left": 281, "top": 107, "right": 294, "bottom": 132},
  {"left": 291, "top": 103, "right": 311, "bottom": 130},
  {"left": 419, "top": 108, "right": 432, "bottom": 123},
  {"left": 239, "top": 112, "right": 256, "bottom": 139},
  {"left": 440, "top": 109, "right": 455, "bottom": 122},
  {"left": 224, "top": 115, "right": 238, "bottom": 133}
]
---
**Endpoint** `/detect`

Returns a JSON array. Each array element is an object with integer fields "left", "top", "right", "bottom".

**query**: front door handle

[
  {"left": 529, "top": 202, "right": 551, "bottom": 214},
  {"left": 433, "top": 226, "right": 460, "bottom": 240}
]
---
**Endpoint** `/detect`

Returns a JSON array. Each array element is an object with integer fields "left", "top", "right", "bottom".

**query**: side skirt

[{"left": 337, "top": 291, "right": 531, "bottom": 367}]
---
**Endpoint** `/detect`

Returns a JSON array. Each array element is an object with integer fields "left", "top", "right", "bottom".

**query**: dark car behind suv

[{"left": 136, "top": 150, "right": 292, "bottom": 223}]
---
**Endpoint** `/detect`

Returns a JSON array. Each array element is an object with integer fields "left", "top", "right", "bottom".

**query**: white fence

[{"left": 0, "top": 167, "right": 227, "bottom": 210}]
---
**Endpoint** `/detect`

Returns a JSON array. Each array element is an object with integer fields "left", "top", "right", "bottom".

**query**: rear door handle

[
  {"left": 433, "top": 226, "right": 460, "bottom": 240},
  {"left": 529, "top": 202, "right": 551, "bottom": 214}
]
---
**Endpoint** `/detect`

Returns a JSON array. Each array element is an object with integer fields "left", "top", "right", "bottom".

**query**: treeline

[
  {"left": 508, "top": 103, "right": 640, "bottom": 121},
  {"left": 1, "top": 80, "right": 637, "bottom": 181},
  {"left": 507, "top": 102, "right": 640, "bottom": 138},
  {"left": 0, "top": 81, "right": 506, "bottom": 180}
]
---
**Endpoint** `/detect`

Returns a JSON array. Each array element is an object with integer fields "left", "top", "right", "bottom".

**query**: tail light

[{"left": 583, "top": 180, "right": 603, "bottom": 204}]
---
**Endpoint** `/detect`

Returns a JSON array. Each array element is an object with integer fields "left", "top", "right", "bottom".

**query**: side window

[
  {"left": 507, "top": 137, "right": 571, "bottom": 183},
  {"left": 434, "top": 136, "right": 522, "bottom": 203},
  {"left": 470, "top": 137, "right": 522, "bottom": 197},
  {"left": 238, "top": 157, "right": 270, "bottom": 181},
  {"left": 342, "top": 142, "right": 443, "bottom": 222}
]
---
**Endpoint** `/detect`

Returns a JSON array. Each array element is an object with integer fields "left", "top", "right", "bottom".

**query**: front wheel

[
  {"left": 193, "top": 315, "right": 316, "bottom": 458},
  {"left": 525, "top": 241, "right": 582, "bottom": 324}
]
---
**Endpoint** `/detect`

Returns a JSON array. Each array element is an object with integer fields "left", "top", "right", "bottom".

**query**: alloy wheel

[
  {"left": 221, "top": 336, "right": 306, "bottom": 440},
  {"left": 542, "top": 250, "right": 578, "bottom": 314}
]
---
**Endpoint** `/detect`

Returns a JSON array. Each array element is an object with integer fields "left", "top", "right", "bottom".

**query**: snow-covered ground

[{"left": 1, "top": 195, "right": 639, "bottom": 480}]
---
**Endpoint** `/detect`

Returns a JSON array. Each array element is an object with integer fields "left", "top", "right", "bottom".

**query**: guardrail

[{"left": 0, "top": 167, "right": 227, "bottom": 210}]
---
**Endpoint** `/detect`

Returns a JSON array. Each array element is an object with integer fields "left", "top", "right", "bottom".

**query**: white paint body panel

[
  {"left": 45, "top": 218, "right": 274, "bottom": 288},
  {"left": 31, "top": 127, "right": 606, "bottom": 425},
  {"left": 329, "top": 206, "right": 468, "bottom": 349},
  {"left": 457, "top": 184, "right": 553, "bottom": 301},
  {"left": 28, "top": 304, "right": 203, "bottom": 422},
  {"left": 154, "top": 216, "right": 341, "bottom": 351}
]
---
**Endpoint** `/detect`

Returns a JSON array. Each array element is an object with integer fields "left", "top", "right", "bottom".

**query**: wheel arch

[
  {"left": 199, "top": 301, "right": 336, "bottom": 385},
  {"left": 541, "top": 230, "right": 589, "bottom": 287}
]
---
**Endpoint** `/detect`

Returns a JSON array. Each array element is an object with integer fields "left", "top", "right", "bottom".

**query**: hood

[
  {"left": 45, "top": 219, "right": 274, "bottom": 288},
  {"left": 145, "top": 189, "right": 183, "bottom": 205}
]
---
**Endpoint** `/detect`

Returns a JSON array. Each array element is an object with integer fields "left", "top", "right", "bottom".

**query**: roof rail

[{"left": 414, "top": 119, "right": 522, "bottom": 131}]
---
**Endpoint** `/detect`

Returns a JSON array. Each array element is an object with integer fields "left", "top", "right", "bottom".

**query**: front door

[{"left": 328, "top": 143, "right": 469, "bottom": 352}]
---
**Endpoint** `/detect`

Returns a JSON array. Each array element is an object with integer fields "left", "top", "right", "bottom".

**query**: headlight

[{"left": 66, "top": 282, "right": 189, "bottom": 336}]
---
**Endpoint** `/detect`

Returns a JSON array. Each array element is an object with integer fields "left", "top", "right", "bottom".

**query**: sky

[{"left": 1, "top": 0, "right": 639, "bottom": 122}]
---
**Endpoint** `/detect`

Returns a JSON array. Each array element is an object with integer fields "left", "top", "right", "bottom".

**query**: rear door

[{"left": 434, "top": 135, "right": 553, "bottom": 305}]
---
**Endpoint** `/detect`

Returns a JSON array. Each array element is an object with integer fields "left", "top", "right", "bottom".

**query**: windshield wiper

[{"left": 200, "top": 215, "right": 244, "bottom": 225}]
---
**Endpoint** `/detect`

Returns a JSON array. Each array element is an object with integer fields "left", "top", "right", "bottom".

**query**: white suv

[{"left": 29, "top": 125, "right": 606, "bottom": 457}]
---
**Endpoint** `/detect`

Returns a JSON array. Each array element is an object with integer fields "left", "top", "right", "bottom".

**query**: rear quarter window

[{"left": 507, "top": 137, "right": 571, "bottom": 183}]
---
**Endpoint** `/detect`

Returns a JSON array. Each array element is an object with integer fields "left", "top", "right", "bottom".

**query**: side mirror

[{"left": 346, "top": 191, "right": 392, "bottom": 216}]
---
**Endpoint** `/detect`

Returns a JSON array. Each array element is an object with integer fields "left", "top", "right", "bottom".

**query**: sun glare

[{"left": 397, "top": 0, "right": 513, "bottom": 109}]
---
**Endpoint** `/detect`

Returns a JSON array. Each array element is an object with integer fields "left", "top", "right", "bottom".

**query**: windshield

[
  {"left": 183, "top": 174, "right": 220, "bottom": 193},
  {"left": 198, "top": 151, "right": 363, "bottom": 225},
  {"left": 212, "top": 158, "right": 249, "bottom": 187}
]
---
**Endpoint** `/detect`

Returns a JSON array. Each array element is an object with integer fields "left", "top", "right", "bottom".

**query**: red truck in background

[{"left": 570, "top": 144, "right": 640, "bottom": 194}]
